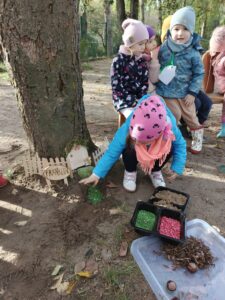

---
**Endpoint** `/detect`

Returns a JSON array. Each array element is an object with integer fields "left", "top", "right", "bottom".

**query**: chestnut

[
  {"left": 166, "top": 280, "right": 177, "bottom": 291},
  {"left": 187, "top": 262, "right": 198, "bottom": 273}
]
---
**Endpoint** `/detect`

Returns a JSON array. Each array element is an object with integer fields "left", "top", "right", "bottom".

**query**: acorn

[
  {"left": 166, "top": 280, "right": 177, "bottom": 291},
  {"left": 187, "top": 262, "right": 198, "bottom": 273}
]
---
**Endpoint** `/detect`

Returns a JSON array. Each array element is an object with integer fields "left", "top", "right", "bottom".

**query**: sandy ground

[{"left": 0, "top": 59, "right": 225, "bottom": 299}]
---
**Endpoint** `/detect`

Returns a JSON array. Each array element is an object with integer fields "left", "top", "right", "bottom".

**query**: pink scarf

[{"left": 135, "top": 126, "right": 175, "bottom": 174}]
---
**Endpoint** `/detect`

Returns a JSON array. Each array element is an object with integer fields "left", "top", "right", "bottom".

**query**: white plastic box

[{"left": 131, "top": 219, "right": 225, "bottom": 300}]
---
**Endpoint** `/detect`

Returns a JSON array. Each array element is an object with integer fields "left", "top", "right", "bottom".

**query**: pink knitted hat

[
  {"left": 209, "top": 26, "right": 225, "bottom": 53},
  {"left": 122, "top": 18, "right": 149, "bottom": 47},
  {"left": 129, "top": 96, "right": 167, "bottom": 142}
]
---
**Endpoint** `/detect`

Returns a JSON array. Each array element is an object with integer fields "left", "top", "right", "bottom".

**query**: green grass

[
  {"left": 104, "top": 262, "right": 136, "bottom": 287},
  {"left": 0, "top": 62, "right": 9, "bottom": 81},
  {"left": 103, "top": 262, "right": 138, "bottom": 299},
  {"left": 114, "top": 224, "right": 124, "bottom": 245}
]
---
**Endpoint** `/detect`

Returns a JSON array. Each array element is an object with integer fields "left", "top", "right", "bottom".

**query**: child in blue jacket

[
  {"left": 156, "top": 6, "right": 204, "bottom": 154},
  {"left": 80, "top": 95, "right": 186, "bottom": 192}
]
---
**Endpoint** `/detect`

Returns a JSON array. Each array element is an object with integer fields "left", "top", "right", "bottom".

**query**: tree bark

[
  {"left": 130, "top": 0, "right": 139, "bottom": 20},
  {"left": 140, "top": 0, "right": 145, "bottom": 22},
  {"left": 104, "top": 0, "right": 112, "bottom": 56},
  {"left": 0, "top": 0, "right": 95, "bottom": 157},
  {"left": 157, "top": 0, "right": 162, "bottom": 31},
  {"left": 80, "top": 9, "right": 88, "bottom": 38},
  {"left": 116, "top": 0, "right": 126, "bottom": 28}
]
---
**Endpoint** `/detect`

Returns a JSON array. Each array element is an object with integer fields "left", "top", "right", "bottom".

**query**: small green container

[
  {"left": 135, "top": 210, "right": 156, "bottom": 231},
  {"left": 77, "top": 166, "right": 94, "bottom": 179},
  {"left": 3, "top": 169, "right": 13, "bottom": 180},
  {"left": 87, "top": 186, "right": 104, "bottom": 205},
  {"left": 130, "top": 202, "right": 159, "bottom": 235}
]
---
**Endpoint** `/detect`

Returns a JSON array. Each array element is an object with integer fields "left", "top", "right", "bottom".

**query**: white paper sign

[{"left": 159, "top": 65, "right": 176, "bottom": 85}]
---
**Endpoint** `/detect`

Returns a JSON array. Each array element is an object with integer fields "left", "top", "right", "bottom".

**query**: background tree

[
  {"left": 0, "top": 0, "right": 95, "bottom": 157},
  {"left": 140, "top": 0, "right": 146, "bottom": 22},
  {"left": 104, "top": 0, "right": 113, "bottom": 56},
  {"left": 130, "top": 0, "right": 139, "bottom": 19},
  {"left": 116, "top": 0, "right": 126, "bottom": 28}
]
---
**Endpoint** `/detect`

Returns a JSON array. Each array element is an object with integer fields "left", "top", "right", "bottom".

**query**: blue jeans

[{"left": 195, "top": 90, "right": 212, "bottom": 124}]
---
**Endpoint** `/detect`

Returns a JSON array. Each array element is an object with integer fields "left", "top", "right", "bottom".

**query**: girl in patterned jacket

[
  {"left": 79, "top": 95, "right": 186, "bottom": 192},
  {"left": 208, "top": 26, "right": 225, "bottom": 138},
  {"left": 156, "top": 6, "right": 205, "bottom": 154},
  {"left": 111, "top": 18, "right": 149, "bottom": 118}
]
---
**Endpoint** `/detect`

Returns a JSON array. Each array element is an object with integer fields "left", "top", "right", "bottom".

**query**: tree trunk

[
  {"left": 140, "top": 0, "right": 145, "bottom": 22},
  {"left": 104, "top": 0, "right": 113, "bottom": 56},
  {"left": 157, "top": 0, "right": 162, "bottom": 31},
  {"left": 80, "top": 9, "right": 88, "bottom": 38},
  {"left": 130, "top": 0, "right": 139, "bottom": 19},
  {"left": 0, "top": 0, "right": 95, "bottom": 157},
  {"left": 116, "top": 0, "right": 126, "bottom": 28}
]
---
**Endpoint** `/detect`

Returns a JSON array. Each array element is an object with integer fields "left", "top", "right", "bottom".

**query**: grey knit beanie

[{"left": 170, "top": 6, "right": 195, "bottom": 34}]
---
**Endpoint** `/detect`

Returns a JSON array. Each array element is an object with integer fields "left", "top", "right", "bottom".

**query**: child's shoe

[
  {"left": 217, "top": 123, "right": 225, "bottom": 138},
  {"left": 149, "top": 171, "right": 166, "bottom": 188},
  {"left": 123, "top": 170, "right": 137, "bottom": 192},
  {"left": 190, "top": 128, "right": 204, "bottom": 154},
  {"left": 0, "top": 175, "right": 8, "bottom": 188}
]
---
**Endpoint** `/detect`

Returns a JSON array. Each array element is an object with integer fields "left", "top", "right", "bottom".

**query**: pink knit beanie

[
  {"left": 209, "top": 26, "right": 225, "bottom": 54},
  {"left": 122, "top": 18, "right": 149, "bottom": 47},
  {"left": 129, "top": 96, "right": 167, "bottom": 142}
]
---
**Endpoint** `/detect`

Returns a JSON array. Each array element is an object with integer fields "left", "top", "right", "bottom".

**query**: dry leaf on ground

[
  {"left": 50, "top": 273, "right": 69, "bottom": 295},
  {"left": 74, "top": 261, "right": 85, "bottom": 274},
  {"left": 84, "top": 258, "right": 98, "bottom": 275},
  {"left": 106, "top": 181, "right": 118, "bottom": 188},
  {"left": 119, "top": 241, "right": 128, "bottom": 257},
  {"left": 109, "top": 207, "right": 123, "bottom": 215},
  {"left": 77, "top": 271, "right": 93, "bottom": 278},
  {"left": 51, "top": 265, "right": 63, "bottom": 276}
]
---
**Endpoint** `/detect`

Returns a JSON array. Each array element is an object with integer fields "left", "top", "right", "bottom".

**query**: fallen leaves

[
  {"left": 106, "top": 181, "right": 118, "bottom": 188},
  {"left": 76, "top": 271, "right": 93, "bottom": 278},
  {"left": 109, "top": 207, "right": 123, "bottom": 215},
  {"left": 51, "top": 264, "right": 63, "bottom": 276},
  {"left": 119, "top": 241, "right": 128, "bottom": 257},
  {"left": 50, "top": 273, "right": 70, "bottom": 296},
  {"left": 74, "top": 261, "right": 85, "bottom": 274},
  {"left": 51, "top": 258, "right": 98, "bottom": 296}
]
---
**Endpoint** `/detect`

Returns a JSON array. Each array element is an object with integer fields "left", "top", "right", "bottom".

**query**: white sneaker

[
  {"left": 123, "top": 170, "right": 137, "bottom": 192},
  {"left": 191, "top": 128, "right": 204, "bottom": 154},
  {"left": 149, "top": 171, "right": 166, "bottom": 188}
]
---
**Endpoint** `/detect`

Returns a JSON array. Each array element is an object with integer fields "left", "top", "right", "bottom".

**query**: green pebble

[
  {"left": 135, "top": 210, "right": 156, "bottom": 231},
  {"left": 77, "top": 166, "right": 94, "bottom": 179},
  {"left": 3, "top": 169, "right": 13, "bottom": 180},
  {"left": 87, "top": 186, "right": 104, "bottom": 205}
]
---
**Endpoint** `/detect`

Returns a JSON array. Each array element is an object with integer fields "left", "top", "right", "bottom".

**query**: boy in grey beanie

[
  {"left": 170, "top": 6, "right": 195, "bottom": 35},
  {"left": 156, "top": 6, "right": 205, "bottom": 154}
]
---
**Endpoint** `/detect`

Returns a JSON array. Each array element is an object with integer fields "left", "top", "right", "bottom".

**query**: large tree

[{"left": 0, "top": 0, "right": 94, "bottom": 157}]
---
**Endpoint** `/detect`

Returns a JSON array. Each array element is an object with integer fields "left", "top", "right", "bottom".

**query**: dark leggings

[
  {"left": 122, "top": 146, "right": 172, "bottom": 173},
  {"left": 195, "top": 90, "right": 212, "bottom": 124}
]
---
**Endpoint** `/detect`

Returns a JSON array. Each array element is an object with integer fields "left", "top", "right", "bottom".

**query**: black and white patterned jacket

[{"left": 111, "top": 49, "right": 149, "bottom": 112}]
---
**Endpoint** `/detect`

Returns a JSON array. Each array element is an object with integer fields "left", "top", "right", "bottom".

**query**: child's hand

[
  {"left": 151, "top": 47, "right": 159, "bottom": 60},
  {"left": 184, "top": 94, "right": 195, "bottom": 107},
  {"left": 79, "top": 174, "right": 99, "bottom": 186}
]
